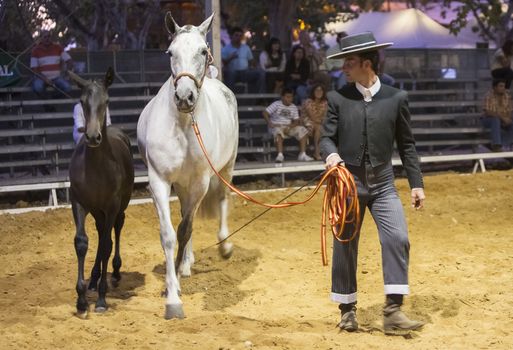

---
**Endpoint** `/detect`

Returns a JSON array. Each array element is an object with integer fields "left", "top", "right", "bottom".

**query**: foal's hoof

[
  {"left": 111, "top": 276, "right": 121, "bottom": 288},
  {"left": 76, "top": 310, "right": 88, "bottom": 319},
  {"left": 95, "top": 306, "right": 108, "bottom": 313},
  {"left": 165, "top": 304, "right": 185, "bottom": 319},
  {"left": 219, "top": 242, "right": 234, "bottom": 259}
]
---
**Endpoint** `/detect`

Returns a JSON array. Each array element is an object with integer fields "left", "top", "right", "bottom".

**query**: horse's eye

[
  {"left": 165, "top": 50, "right": 172, "bottom": 57},
  {"left": 201, "top": 49, "right": 207, "bottom": 56}
]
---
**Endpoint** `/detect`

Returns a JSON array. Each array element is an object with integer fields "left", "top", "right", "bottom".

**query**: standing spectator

[
  {"left": 262, "top": 88, "right": 313, "bottom": 163},
  {"left": 284, "top": 45, "right": 310, "bottom": 105},
  {"left": 491, "top": 40, "right": 513, "bottom": 89},
  {"left": 301, "top": 84, "right": 328, "bottom": 160},
  {"left": 259, "top": 37, "right": 286, "bottom": 93},
  {"left": 481, "top": 79, "right": 513, "bottom": 151},
  {"left": 221, "top": 27, "right": 265, "bottom": 93},
  {"left": 30, "top": 30, "right": 73, "bottom": 98},
  {"left": 325, "top": 31, "right": 348, "bottom": 90},
  {"left": 72, "top": 103, "right": 112, "bottom": 144}
]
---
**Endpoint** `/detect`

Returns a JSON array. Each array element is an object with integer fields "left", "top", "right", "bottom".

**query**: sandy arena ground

[{"left": 1, "top": 170, "right": 513, "bottom": 349}]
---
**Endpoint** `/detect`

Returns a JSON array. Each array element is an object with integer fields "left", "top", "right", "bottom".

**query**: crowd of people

[{"left": 27, "top": 28, "right": 513, "bottom": 157}]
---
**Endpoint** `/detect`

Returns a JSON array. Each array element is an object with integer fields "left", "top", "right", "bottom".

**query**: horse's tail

[{"left": 197, "top": 175, "right": 228, "bottom": 219}]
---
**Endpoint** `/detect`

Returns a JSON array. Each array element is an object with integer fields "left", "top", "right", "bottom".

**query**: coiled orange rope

[{"left": 192, "top": 121, "right": 361, "bottom": 265}]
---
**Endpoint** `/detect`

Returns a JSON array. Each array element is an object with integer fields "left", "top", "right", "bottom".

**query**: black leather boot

[
  {"left": 338, "top": 303, "right": 358, "bottom": 332},
  {"left": 383, "top": 294, "right": 424, "bottom": 335}
]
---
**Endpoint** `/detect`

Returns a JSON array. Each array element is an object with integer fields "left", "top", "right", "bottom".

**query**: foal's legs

[
  {"left": 72, "top": 201, "right": 89, "bottom": 316},
  {"left": 111, "top": 211, "right": 125, "bottom": 285},
  {"left": 88, "top": 220, "right": 103, "bottom": 291},
  {"left": 149, "top": 173, "right": 183, "bottom": 319},
  {"left": 94, "top": 212, "right": 116, "bottom": 312}
]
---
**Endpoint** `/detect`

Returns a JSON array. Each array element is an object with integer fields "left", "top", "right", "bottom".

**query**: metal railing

[{"left": 0, "top": 48, "right": 494, "bottom": 87}]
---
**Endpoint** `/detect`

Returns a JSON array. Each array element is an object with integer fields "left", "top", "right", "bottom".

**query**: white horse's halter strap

[{"left": 172, "top": 50, "right": 214, "bottom": 90}]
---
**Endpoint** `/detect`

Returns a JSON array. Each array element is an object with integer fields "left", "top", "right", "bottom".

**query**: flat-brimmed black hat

[{"left": 327, "top": 32, "right": 393, "bottom": 60}]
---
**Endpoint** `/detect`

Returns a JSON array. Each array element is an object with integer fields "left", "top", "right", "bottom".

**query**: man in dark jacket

[{"left": 320, "top": 32, "right": 425, "bottom": 335}]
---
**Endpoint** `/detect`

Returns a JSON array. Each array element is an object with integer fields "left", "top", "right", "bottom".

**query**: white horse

[{"left": 137, "top": 12, "right": 238, "bottom": 319}]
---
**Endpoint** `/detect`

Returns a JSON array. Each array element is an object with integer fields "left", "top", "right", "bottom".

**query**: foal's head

[
  {"left": 165, "top": 12, "right": 214, "bottom": 113},
  {"left": 69, "top": 68, "right": 114, "bottom": 147}
]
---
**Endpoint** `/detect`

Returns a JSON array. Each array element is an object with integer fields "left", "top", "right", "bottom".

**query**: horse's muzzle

[
  {"left": 174, "top": 91, "right": 196, "bottom": 113},
  {"left": 85, "top": 132, "right": 102, "bottom": 147}
]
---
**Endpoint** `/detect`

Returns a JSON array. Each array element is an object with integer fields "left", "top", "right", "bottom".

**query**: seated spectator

[
  {"left": 221, "top": 27, "right": 265, "bottom": 93},
  {"left": 298, "top": 30, "right": 330, "bottom": 90},
  {"left": 481, "top": 79, "right": 513, "bottom": 151},
  {"left": 301, "top": 84, "right": 328, "bottom": 160},
  {"left": 284, "top": 45, "right": 310, "bottom": 105},
  {"left": 73, "top": 102, "right": 112, "bottom": 144},
  {"left": 325, "top": 31, "right": 348, "bottom": 90},
  {"left": 491, "top": 40, "right": 513, "bottom": 89},
  {"left": 262, "top": 88, "right": 313, "bottom": 163},
  {"left": 30, "top": 30, "right": 73, "bottom": 99},
  {"left": 259, "top": 37, "right": 286, "bottom": 93}
]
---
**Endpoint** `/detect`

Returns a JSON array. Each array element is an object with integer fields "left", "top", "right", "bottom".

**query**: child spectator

[
  {"left": 262, "top": 88, "right": 313, "bottom": 163},
  {"left": 301, "top": 84, "right": 328, "bottom": 160}
]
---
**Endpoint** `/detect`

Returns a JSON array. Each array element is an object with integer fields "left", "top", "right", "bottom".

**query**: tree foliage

[
  {"left": 439, "top": 0, "right": 513, "bottom": 44},
  {"left": 0, "top": 0, "right": 162, "bottom": 52},
  {"left": 3, "top": 0, "right": 511, "bottom": 53}
]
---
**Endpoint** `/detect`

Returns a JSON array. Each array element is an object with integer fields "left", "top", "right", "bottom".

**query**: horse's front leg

[
  {"left": 111, "top": 211, "right": 125, "bottom": 286},
  {"left": 94, "top": 212, "right": 116, "bottom": 313},
  {"left": 88, "top": 220, "right": 103, "bottom": 291},
  {"left": 174, "top": 180, "right": 209, "bottom": 277},
  {"left": 149, "top": 174, "right": 183, "bottom": 319},
  {"left": 72, "top": 200, "right": 89, "bottom": 317}
]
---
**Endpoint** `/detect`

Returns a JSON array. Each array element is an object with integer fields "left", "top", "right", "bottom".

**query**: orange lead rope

[{"left": 192, "top": 121, "right": 361, "bottom": 265}]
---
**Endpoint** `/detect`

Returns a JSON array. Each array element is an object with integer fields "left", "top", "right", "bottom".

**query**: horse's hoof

[
  {"left": 112, "top": 272, "right": 121, "bottom": 283},
  {"left": 219, "top": 242, "right": 234, "bottom": 259},
  {"left": 95, "top": 306, "right": 108, "bottom": 313},
  {"left": 111, "top": 277, "right": 120, "bottom": 288},
  {"left": 165, "top": 304, "right": 185, "bottom": 319},
  {"left": 76, "top": 310, "right": 88, "bottom": 319},
  {"left": 88, "top": 281, "right": 97, "bottom": 291},
  {"left": 181, "top": 265, "right": 192, "bottom": 278}
]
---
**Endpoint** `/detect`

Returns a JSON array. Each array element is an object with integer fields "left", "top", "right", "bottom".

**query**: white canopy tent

[{"left": 324, "top": 8, "right": 483, "bottom": 49}]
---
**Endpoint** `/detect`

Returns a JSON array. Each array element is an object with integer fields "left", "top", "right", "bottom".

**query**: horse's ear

[
  {"left": 165, "top": 12, "right": 181, "bottom": 37},
  {"left": 68, "top": 71, "right": 88, "bottom": 88},
  {"left": 104, "top": 67, "right": 114, "bottom": 88},
  {"left": 198, "top": 13, "right": 215, "bottom": 37}
]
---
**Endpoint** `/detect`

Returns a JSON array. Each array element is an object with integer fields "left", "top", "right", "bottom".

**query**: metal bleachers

[{"left": 1, "top": 77, "right": 509, "bottom": 206}]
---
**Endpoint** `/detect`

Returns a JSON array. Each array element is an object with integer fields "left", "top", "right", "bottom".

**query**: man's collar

[{"left": 355, "top": 77, "right": 381, "bottom": 102}]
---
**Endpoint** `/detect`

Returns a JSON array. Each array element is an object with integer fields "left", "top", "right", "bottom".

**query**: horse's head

[
  {"left": 69, "top": 68, "right": 114, "bottom": 147},
  {"left": 165, "top": 12, "right": 214, "bottom": 113}
]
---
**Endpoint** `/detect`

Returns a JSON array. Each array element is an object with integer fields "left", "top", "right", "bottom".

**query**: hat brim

[{"left": 327, "top": 42, "right": 393, "bottom": 60}]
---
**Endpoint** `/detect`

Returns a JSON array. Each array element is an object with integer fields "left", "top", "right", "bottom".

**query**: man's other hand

[{"left": 411, "top": 188, "right": 425, "bottom": 210}]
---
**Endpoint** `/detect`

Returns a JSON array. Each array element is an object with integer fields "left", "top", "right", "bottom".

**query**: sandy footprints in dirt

[{"left": 152, "top": 245, "right": 261, "bottom": 311}]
